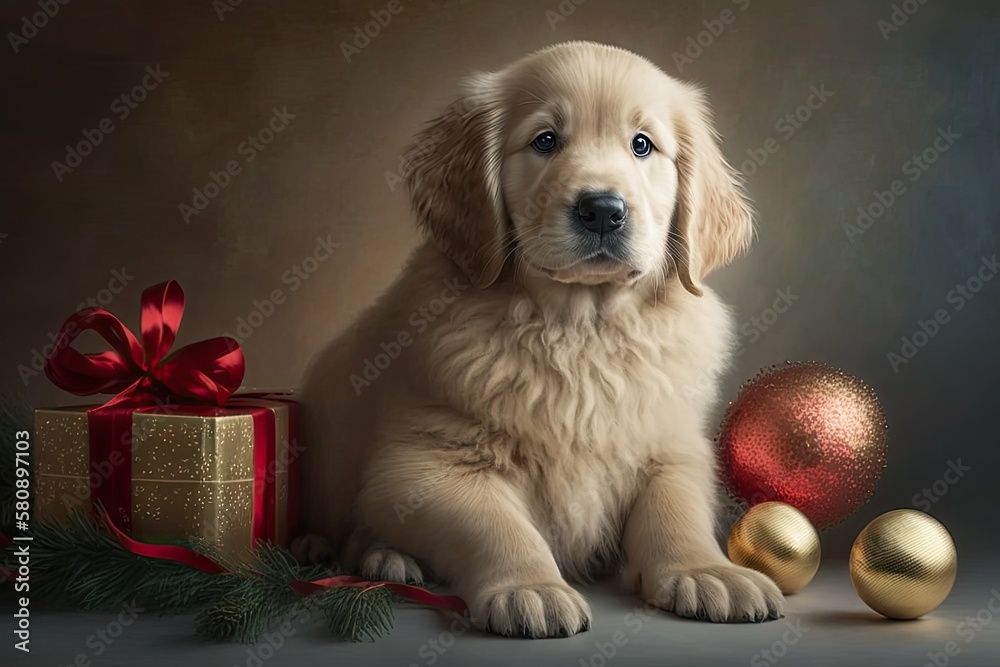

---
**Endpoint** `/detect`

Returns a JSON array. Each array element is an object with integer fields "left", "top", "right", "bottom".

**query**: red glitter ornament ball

[{"left": 719, "top": 362, "right": 888, "bottom": 529}]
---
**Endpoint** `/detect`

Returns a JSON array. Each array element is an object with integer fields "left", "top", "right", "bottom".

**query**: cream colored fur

[{"left": 296, "top": 41, "right": 783, "bottom": 638}]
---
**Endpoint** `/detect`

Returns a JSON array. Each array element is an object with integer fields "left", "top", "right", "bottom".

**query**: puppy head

[{"left": 404, "top": 41, "right": 753, "bottom": 294}]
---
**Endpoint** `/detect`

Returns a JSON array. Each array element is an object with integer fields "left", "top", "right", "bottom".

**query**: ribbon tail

[
  {"left": 379, "top": 582, "right": 469, "bottom": 615},
  {"left": 292, "top": 575, "right": 468, "bottom": 615},
  {"left": 100, "top": 508, "right": 229, "bottom": 575}
]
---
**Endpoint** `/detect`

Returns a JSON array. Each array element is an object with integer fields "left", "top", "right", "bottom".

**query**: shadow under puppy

[{"left": 295, "top": 41, "right": 783, "bottom": 638}]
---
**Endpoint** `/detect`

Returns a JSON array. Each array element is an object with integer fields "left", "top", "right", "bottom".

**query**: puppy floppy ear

[
  {"left": 670, "top": 82, "right": 754, "bottom": 297},
  {"left": 403, "top": 73, "right": 508, "bottom": 289}
]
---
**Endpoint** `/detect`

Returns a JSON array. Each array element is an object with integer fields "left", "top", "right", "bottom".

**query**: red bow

[
  {"left": 45, "top": 280, "right": 244, "bottom": 406},
  {"left": 36, "top": 280, "right": 471, "bottom": 623}
]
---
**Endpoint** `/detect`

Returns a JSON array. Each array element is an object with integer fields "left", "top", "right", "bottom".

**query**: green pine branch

[
  {"left": 3, "top": 509, "right": 397, "bottom": 643},
  {"left": 27, "top": 510, "right": 231, "bottom": 611},
  {"left": 0, "top": 391, "right": 402, "bottom": 643},
  {"left": 318, "top": 584, "right": 395, "bottom": 642}
]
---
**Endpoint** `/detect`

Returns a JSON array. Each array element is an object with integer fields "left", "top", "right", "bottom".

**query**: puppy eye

[
  {"left": 631, "top": 133, "right": 653, "bottom": 158},
  {"left": 531, "top": 131, "right": 558, "bottom": 154}
]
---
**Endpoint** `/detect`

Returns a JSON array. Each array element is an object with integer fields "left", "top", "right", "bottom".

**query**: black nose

[{"left": 575, "top": 192, "right": 628, "bottom": 235}]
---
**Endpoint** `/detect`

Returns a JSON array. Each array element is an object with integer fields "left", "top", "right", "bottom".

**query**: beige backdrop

[{"left": 3, "top": 0, "right": 998, "bottom": 551}]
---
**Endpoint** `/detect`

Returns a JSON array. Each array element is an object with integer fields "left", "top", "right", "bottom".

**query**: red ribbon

[
  {"left": 33, "top": 278, "right": 466, "bottom": 623},
  {"left": 99, "top": 508, "right": 468, "bottom": 615},
  {"left": 45, "top": 280, "right": 244, "bottom": 408},
  {"left": 43, "top": 280, "right": 293, "bottom": 539},
  {"left": 292, "top": 576, "right": 469, "bottom": 615},
  {"left": 102, "top": 507, "right": 228, "bottom": 575}
]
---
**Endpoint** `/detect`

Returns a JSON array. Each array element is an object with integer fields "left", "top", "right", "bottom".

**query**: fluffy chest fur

[{"left": 415, "top": 277, "right": 734, "bottom": 579}]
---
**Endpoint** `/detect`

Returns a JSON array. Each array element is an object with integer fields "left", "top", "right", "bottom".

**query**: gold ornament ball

[
  {"left": 849, "top": 509, "right": 957, "bottom": 619},
  {"left": 727, "top": 501, "right": 821, "bottom": 594}
]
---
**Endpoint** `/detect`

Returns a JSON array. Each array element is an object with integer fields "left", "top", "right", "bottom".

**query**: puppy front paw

[
  {"left": 360, "top": 545, "right": 426, "bottom": 585},
  {"left": 631, "top": 562, "right": 784, "bottom": 623},
  {"left": 472, "top": 581, "right": 592, "bottom": 638}
]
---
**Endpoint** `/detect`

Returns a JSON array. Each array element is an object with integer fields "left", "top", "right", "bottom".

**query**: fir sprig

[
  {"left": 0, "top": 391, "right": 402, "bottom": 643},
  {"left": 320, "top": 585, "right": 395, "bottom": 642},
  {"left": 3, "top": 510, "right": 397, "bottom": 643}
]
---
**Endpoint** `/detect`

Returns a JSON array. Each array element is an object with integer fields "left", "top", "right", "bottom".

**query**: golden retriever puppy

[{"left": 296, "top": 40, "right": 783, "bottom": 637}]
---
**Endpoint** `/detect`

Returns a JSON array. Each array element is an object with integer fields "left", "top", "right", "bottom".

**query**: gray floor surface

[{"left": 6, "top": 558, "right": 1000, "bottom": 667}]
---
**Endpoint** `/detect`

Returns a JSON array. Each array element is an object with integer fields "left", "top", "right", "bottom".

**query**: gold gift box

[{"left": 33, "top": 402, "right": 292, "bottom": 555}]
